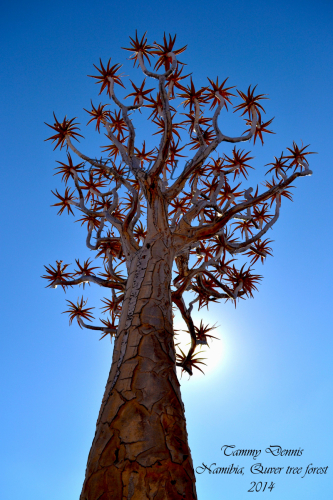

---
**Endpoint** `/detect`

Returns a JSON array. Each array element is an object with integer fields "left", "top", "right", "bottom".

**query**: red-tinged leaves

[
  {"left": 245, "top": 239, "right": 273, "bottom": 264},
  {"left": 45, "top": 113, "right": 83, "bottom": 150},
  {"left": 169, "top": 196, "right": 191, "bottom": 217},
  {"left": 192, "top": 241, "right": 215, "bottom": 262},
  {"left": 80, "top": 173, "right": 108, "bottom": 202},
  {"left": 112, "top": 206, "right": 126, "bottom": 223},
  {"left": 166, "top": 139, "right": 186, "bottom": 167},
  {"left": 45, "top": 38, "right": 312, "bottom": 355},
  {"left": 100, "top": 297, "right": 122, "bottom": 316},
  {"left": 176, "top": 348, "right": 207, "bottom": 376},
  {"left": 76, "top": 214, "right": 101, "bottom": 230},
  {"left": 125, "top": 79, "right": 154, "bottom": 105},
  {"left": 153, "top": 114, "right": 185, "bottom": 140},
  {"left": 188, "top": 127, "right": 215, "bottom": 150},
  {"left": 177, "top": 78, "right": 208, "bottom": 111},
  {"left": 98, "top": 261, "right": 126, "bottom": 281},
  {"left": 252, "top": 204, "right": 273, "bottom": 228},
  {"left": 244, "top": 116, "right": 275, "bottom": 145},
  {"left": 101, "top": 139, "right": 123, "bottom": 160},
  {"left": 145, "top": 92, "right": 163, "bottom": 120},
  {"left": 84, "top": 101, "right": 109, "bottom": 132},
  {"left": 108, "top": 110, "right": 128, "bottom": 140},
  {"left": 99, "top": 315, "right": 119, "bottom": 340},
  {"left": 224, "top": 147, "right": 254, "bottom": 180},
  {"left": 54, "top": 153, "right": 85, "bottom": 184},
  {"left": 73, "top": 258, "right": 99, "bottom": 278},
  {"left": 205, "top": 77, "right": 236, "bottom": 110},
  {"left": 93, "top": 196, "right": 114, "bottom": 212},
  {"left": 191, "top": 277, "right": 219, "bottom": 310},
  {"left": 88, "top": 58, "right": 125, "bottom": 96},
  {"left": 234, "top": 85, "right": 268, "bottom": 121},
  {"left": 166, "top": 64, "right": 191, "bottom": 98},
  {"left": 133, "top": 221, "right": 147, "bottom": 242},
  {"left": 51, "top": 187, "right": 76, "bottom": 215},
  {"left": 152, "top": 33, "right": 187, "bottom": 70},
  {"left": 145, "top": 93, "right": 176, "bottom": 120},
  {"left": 194, "top": 320, "right": 219, "bottom": 346},
  {"left": 227, "top": 264, "right": 262, "bottom": 299},
  {"left": 42, "top": 260, "right": 72, "bottom": 291},
  {"left": 134, "top": 141, "right": 156, "bottom": 167},
  {"left": 203, "top": 157, "right": 225, "bottom": 177},
  {"left": 96, "top": 235, "right": 122, "bottom": 261},
  {"left": 122, "top": 192, "right": 144, "bottom": 214},
  {"left": 265, "top": 153, "right": 289, "bottom": 179},
  {"left": 232, "top": 218, "right": 256, "bottom": 239},
  {"left": 122, "top": 31, "right": 154, "bottom": 67},
  {"left": 63, "top": 297, "right": 95, "bottom": 327},
  {"left": 181, "top": 111, "right": 212, "bottom": 135},
  {"left": 283, "top": 142, "right": 316, "bottom": 170},
  {"left": 264, "top": 178, "right": 294, "bottom": 206},
  {"left": 200, "top": 177, "right": 220, "bottom": 198},
  {"left": 217, "top": 179, "right": 243, "bottom": 207},
  {"left": 212, "top": 250, "right": 236, "bottom": 275}
]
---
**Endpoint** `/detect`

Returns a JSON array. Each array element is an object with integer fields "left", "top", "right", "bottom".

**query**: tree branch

[
  {"left": 66, "top": 136, "right": 133, "bottom": 191},
  {"left": 181, "top": 168, "right": 312, "bottom": 244},
  {"left": 51, "top": 274, "right": 125, "bottom": 290},
  {"left": 165, "top": 99, "right": 257, "bottom": 201},
  {"left": 107, "top": 76, "right": 143, "bottom": 158},
  {"left": 77, "top": 317, "right": 117, "bottom": 340}
]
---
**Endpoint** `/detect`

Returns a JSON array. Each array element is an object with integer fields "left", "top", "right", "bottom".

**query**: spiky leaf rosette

[
  {"left": 176, "top": 348, "right": 207, "bottom": 376},
  {"left": 54, "top": 153, "right": 85, "bottom": 184},
  {"left": 45, "top": 114, "right": 83, "bottom": 150},
  {"left": 51, "top": 187, "right": 77, "bottom": 215},
  {"left": 152, "top": 33, "right": 187, "bottom": 70},
  {"left": 88, "top": 58, "right": 125, "bottom": 96},
  {"left": 42, "top": 261, "right": 73, "bottom": 290},
  {"left": 234, "top": 85, "right": 268, "bottom": 121},
  {"left": 122, "top": 31, "right": 154, "bottom": 67},
  {"left": 84, "top": 102, "right": 110, "bottom": 132},
  {"left": 63, "top": 297, "right": 95, "bottom": 327}
]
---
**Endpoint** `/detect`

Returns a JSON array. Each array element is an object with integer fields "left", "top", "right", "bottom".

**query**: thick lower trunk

[{"left": 80, "top": 235, "right": 197, "bottom": 500}]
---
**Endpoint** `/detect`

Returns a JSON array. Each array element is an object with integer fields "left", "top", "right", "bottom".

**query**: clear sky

[{"left": 1, "top": 1, "right": 332, "bottom": 499}]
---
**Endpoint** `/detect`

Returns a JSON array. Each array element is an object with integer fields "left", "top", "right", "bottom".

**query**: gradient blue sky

[{"left": 1, "top": 1, "right": 332, "bottom": 499}]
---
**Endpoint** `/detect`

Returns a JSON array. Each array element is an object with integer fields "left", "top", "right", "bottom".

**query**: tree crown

[{"left": 43, "top": 32, "right": 313, "bottom": 376}]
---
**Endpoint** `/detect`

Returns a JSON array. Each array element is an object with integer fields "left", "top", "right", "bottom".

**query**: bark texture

[{"left": 80, "top": 235, "right": 197, "bottom": 500}]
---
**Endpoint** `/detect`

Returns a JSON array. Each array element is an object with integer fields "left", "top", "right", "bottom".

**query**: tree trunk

[{"left": 80, "top": 235, "right": 198, "bottom": 500}]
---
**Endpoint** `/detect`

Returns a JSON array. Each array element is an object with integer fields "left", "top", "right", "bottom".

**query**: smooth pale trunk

[{"left": 80, "top": 235, "right": 198, "bottom": 500}]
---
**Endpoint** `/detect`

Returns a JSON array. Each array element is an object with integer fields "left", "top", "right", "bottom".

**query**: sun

[{"left": 173, "top": 315, "right": 226, "bottom": 380}]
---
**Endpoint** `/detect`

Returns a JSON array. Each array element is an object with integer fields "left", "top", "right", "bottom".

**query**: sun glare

[{"left": 174, "top": 317, "right": 227, "bottom": 380}]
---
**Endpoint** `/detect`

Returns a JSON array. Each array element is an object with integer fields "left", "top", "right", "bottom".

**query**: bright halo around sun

[{"left": 173, "top": 317, "right": 226, "bottom": 380}]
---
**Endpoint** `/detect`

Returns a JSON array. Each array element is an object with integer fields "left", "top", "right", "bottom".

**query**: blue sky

[{"left": 1, "top": 0, "right": 332, "bottom": 499}]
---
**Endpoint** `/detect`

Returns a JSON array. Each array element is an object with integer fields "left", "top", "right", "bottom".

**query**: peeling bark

[{"left": 80, "top": 236, "right": 197, "bottom": 500}]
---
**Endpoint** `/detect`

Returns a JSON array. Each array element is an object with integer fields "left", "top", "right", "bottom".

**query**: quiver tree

[{"left": 43, "top": 32, "right": 313, "bottom": 500}]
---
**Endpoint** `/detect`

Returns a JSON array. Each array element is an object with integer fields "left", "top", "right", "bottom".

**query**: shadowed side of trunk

[{"left": 80, "top": 236, "right": 198, "bottom": 500}]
